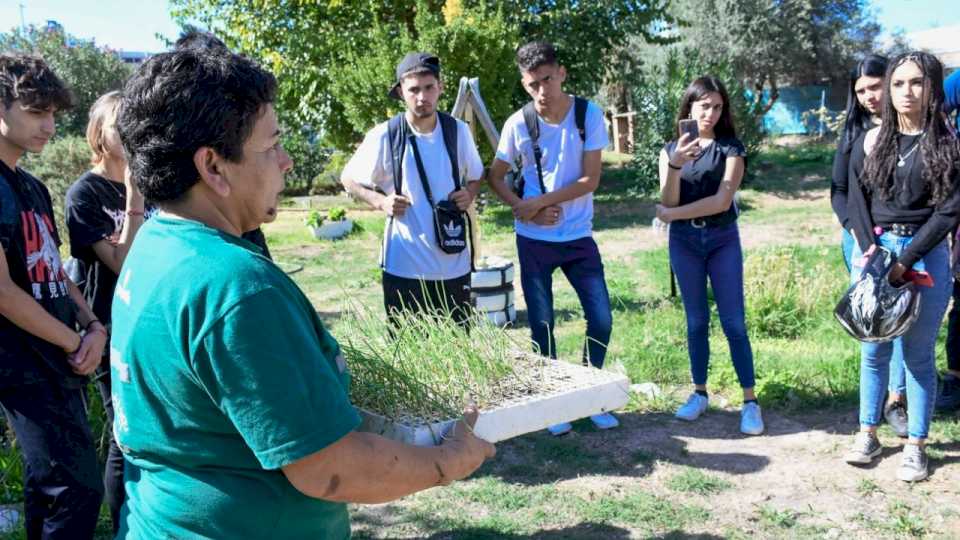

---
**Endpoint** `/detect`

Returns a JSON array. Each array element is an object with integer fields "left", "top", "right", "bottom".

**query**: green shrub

[
  {"left": 282, "top": 130, "right": 332, "bottom": 196},
  {"left": 310, "top": 151, "right": 351, "bottom": 196},
  {"left": 20, "top": 135, "right": 92, "bottom": 240},
  {"left": 632, "top": 47, "right": 766, "bottom": 196}
]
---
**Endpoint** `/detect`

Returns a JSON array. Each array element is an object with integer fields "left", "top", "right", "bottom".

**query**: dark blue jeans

[
  {"left": 669, "top": 221, "right": 755, "bottom": 388},
  {"left": 0, "top": 379, "right": 103, "bottom": 540},
  {"left": 516, "top": 235, "right": 613, "bottom": 368}
]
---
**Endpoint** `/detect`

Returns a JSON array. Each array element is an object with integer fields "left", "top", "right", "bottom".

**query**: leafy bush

[
  {"left": 311, "top": 151, "right": 351, "bottom": 196},
  {"left": 282, "top": 130, "right": 332, "bottom": 196},
  {"left": 20, "top": 135, "right": 92, "bottom": 239},
  {"left": 632, "top": 47, "right": 767, "bottom": 196},
  {"left": 0, "top": 27, "right": 131, "bottom": 137}
]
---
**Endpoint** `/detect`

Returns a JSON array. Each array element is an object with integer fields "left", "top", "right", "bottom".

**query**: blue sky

[{"left": 0, "top": 0, "right": 957, "bottom": 52}]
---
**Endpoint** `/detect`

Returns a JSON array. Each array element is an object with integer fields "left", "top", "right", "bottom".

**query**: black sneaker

[
  {"left": 883, "top": 400, "right": 909, "bottom": 438},
  {"left": 936, "top": 373, "right": 960, "bottom": 411}
]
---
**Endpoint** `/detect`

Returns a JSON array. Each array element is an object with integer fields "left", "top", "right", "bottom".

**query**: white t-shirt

[
  {"left": 343, "top": 114, "right": 483, "bottom": 280},
  {"left": 496, "top": 98, "right": 608, "bottom": 242}
]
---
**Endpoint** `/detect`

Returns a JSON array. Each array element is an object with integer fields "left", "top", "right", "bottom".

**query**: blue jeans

[
  {"left": 851, "top": 233, "right": 951, "bottom": 439},
  {"left": 669, "top": 222, "right": 755, "bottom": 388},
  {"left": 516, "top": 235, "right": 613, "bottom": 368},
  {"left": 843, "top": 228, "right": 906, "bottom": 395}
]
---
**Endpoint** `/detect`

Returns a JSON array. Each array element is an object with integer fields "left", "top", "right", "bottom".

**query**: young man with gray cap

[{"left": 342, "top": 52, "right": 484, "bottom": 323}]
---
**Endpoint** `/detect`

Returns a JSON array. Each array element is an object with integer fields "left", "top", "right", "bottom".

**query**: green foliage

[
  {"left": 0, "top": 26, "right": 131, "bottom": 137},
  {"left": 171, "top": 0, "right": 670, "bottom": 149},
  {"left": 665, "top": 0, "right": 880, "bottom": 110},
  {"left": 304, "top": 209, "right": 325, "bottom": 228},
  {"left": 327, "top": 206, "right": 347, "bottom": 222},
  {"left": 631, "top": 47, "right": 766, "bottom": 195},
  {"left": 281, "top": 130, "right": 332, "bottom": 196},
  {"left": 19, "top": 135, "right": 91, "bottom": 237},
  {"left": 311, "top": 151, "right": 351, "bottom": 196},
  {"left": 329, "top": 1, "right": 516, "bottom": 145},
  {"left": 339, "top": 302, "right": 531, "bottom": 422}
]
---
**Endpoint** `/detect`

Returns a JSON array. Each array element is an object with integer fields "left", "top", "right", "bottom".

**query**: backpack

[
  {"left": 382, "top": 112, "right": 474, "bottom": 266},
  {"left": 515, "top": 96, "right": 587, "bottom": 198}
]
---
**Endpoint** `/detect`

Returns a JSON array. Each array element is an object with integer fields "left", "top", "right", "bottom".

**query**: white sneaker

[
  {"left": 675, "top": 393, "right": 708, "bottom": 421},
  {"left": 896, "top": 444, "right": 928, "bottom": 482},
  {"left": 740, "top": 402, "right": 764, "bottom": 435}
]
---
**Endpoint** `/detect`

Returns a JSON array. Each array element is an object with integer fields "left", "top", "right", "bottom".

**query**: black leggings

[{"left": 945, "top": 278, "right": 960, "bottom": 372}]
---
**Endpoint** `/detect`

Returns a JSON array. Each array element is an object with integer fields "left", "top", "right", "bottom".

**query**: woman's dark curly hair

[{"left": 862, "top": 51, "right": 960, "bottom": 204}]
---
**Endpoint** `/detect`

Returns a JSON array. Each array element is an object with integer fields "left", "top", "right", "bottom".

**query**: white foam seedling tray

[{"left": 357, "top": 359, "right": 630, "bottom": 446}]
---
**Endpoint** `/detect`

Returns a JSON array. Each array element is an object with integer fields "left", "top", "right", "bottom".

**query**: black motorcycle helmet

[{"left": 835, "top": 246, "right": 921, "bottom": 343}]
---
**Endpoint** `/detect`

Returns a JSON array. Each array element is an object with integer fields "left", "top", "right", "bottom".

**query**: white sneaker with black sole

[{"left": 844, "top": 431, "right": 882, "bottom": 465}]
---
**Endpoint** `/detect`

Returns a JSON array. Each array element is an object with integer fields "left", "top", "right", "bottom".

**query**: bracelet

[
  {"left": 87, "top": 326, "right": 108, "bottom": 338},
  {"left": 126, "top": 209, "right": 145, "bottom": 217},
  {"left": 85, "top": 319, "right": 101, "bottom": 331},
  {"left": 668, "top": 162, "right": 682, "bottom": 171}
]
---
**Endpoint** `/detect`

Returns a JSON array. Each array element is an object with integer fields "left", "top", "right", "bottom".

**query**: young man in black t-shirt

[{"left": 0, "top": 53, "right": 105, "bottom": 538}]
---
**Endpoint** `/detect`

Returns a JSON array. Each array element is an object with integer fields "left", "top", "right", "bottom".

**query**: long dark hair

[
  {"left": 676, "top": 76, "right": 736, "bottom": 139},
  {"left": 841, "top": 54, "right": 888, "bottom": 150},
  {"left": 862, "top": 52, "right": 960, "bottom": 205}
]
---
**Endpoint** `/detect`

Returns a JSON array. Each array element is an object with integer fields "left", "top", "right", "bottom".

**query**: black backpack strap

[
  {"left": 382, "top": 113, "right": 408, "bottom": 270},
  {"left": 438, "top": 112, "right": 461, "bottom": 191},
  {"left": 522, "top": 101, "right": 547, "bottom": 196},
  {"left": 574, "top": 96, "right": 587, "bottom": 142},
  {"left": 387, "top": 113, "right": 407, "bottom": 196}
]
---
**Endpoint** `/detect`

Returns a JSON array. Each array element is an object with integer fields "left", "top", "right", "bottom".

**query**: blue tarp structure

[{"left": 761, "top": 85, "right": 834, "bottom": 135}]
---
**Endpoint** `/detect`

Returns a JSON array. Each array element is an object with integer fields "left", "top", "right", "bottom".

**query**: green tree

[
  {"left": 0, "top": 26, "right": 132, "bottom": 137},
  {"left": 631, "top": 48, "right": 766, "bottom": 194},
  {"left": 665, "top": 0, "right": 880, "bottom": 113},
  {"left": 171, "top": 0, "right": 671, "bottom": 149}
]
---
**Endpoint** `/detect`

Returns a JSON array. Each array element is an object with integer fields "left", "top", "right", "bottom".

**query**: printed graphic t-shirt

[
  {"left": 110, "top": 215, "right": 360, "bottom": 540},
  {"left": 0, "top": 160, "right": 84, "bottom": 388},
  {"left": 342, "top": 114, "right": 483, "bottom": 280},
  {"left": 65, "top": 171, "right": 158, "bottom": 325},
  {"left": 496, "top": 98, "right": 609, "bottom": 242}
]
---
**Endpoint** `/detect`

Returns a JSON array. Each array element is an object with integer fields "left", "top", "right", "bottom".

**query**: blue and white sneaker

[
  {"left": 590, "top": 412, "right": 620, "bottom": 430},
  {"left": 675, "top": 393, "right": 708, "bottom": 421},
  {"left": 546, "top": 422, "right": 573, "bottom": 436},
  {"left": 740, "top": 402, "right": 764, "bottom": 435}
]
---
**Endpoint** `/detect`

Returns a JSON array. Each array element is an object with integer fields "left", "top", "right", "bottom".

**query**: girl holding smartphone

[
  {"left": 845, "top": 52, "right": 960, "bottom": 481},
  {"left": 655, "top": 76, "right": 763, "bottom": 436}
]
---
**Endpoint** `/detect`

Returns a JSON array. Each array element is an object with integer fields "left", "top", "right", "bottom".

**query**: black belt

[
  {"left": 675, "top": 212, "right": 737, "bottom": 229},
  {"left": 885, "top": 223, "right": 919, "bottom": 236}
]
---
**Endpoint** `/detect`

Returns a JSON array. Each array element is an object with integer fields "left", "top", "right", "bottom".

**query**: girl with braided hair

[{"left": 844, "top": 51, "right": 960, "bottom": 482}]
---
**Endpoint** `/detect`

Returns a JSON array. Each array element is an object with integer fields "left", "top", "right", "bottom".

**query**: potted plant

[{"left": 306, "top": 206, "right": 353, "bottom": 240}]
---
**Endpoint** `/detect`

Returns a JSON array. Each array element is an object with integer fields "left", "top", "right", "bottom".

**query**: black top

[
  {"left": 242, "top": 227, "right": 272, "bottom": 260},
  {"left": 0, "top": 160, "right": 85, "bottom": 389},
  {"left": 848, "top": 132, "right": 960, "bottom": 268},
  {"left": 831, "top": 118, "right": 877, "bottom": 229},
  {"left": 65, "top": 172, "right": 163, "bottom": 325},
  {"left": 65, "top": 172, "right": 271, "bottom": 326},
  {"left": 664, "top": 137, "right": 746, "bottom": 222}
]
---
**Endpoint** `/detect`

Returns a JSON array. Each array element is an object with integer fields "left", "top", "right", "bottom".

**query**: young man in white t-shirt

[
  {"left": 488, "top": 41, "right": 616, "bottom": 435},
  {"left": 342, "top": 52, "right": 483, "bottom": 323}
]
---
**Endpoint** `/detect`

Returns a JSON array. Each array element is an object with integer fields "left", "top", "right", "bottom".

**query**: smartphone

[{"left": 678, "top": 119, "right": 699, "bottom": 140}]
